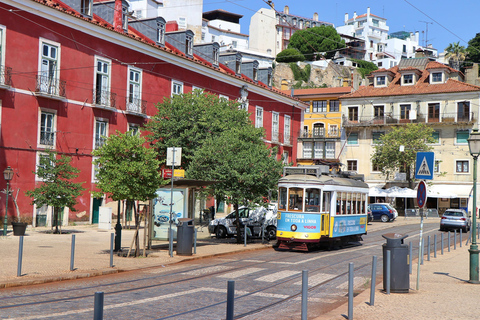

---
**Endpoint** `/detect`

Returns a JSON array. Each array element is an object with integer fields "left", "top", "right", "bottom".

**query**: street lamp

[
  {"left": 3, "top": 166, "right": 14, "bottom": 236},
  {"left": 468, "top": 129, "right": 480, "bottom": 283}
]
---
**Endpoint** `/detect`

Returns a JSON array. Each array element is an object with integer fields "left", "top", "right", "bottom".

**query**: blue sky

[{"left": 203, "top": 0, "right": 478, "bottom": 53}]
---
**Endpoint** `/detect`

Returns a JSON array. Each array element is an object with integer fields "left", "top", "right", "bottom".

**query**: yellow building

[{"left": 287, "top": 87, "right": 353, "bottom": 167}]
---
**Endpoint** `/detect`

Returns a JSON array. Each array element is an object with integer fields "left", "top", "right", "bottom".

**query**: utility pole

[{"left": 419, "top": 21, "right": 433, "bottom": 47}]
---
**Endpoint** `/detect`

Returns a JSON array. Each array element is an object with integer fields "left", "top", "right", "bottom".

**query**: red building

[{"left": 0, "top": 0, "right": 305, "bottom": 226}]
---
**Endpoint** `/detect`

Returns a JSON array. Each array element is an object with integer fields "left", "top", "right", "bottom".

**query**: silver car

[{"left": 440, "top": 209, "right": 471, "bottom": 232}]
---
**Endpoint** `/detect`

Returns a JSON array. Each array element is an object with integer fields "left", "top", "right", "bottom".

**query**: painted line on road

[
  {"left": 181, "top": 265, "right": 233, "bottom": 276},
  {"left": 293, "top": 273, "right": 336, "bottom": 286},
  {"left": 255, "top": 270, "right": 299, "bottom": 282},
  {"left": 217, "top": 267, "right": 265, "bottom": 278}
]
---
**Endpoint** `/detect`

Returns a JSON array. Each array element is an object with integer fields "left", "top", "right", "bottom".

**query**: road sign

[
  {"left": 163, "top": 169, "right": 185, "bottom": 179},
  {"left": 417, "top": 180, "right": 427, "bottom": 209},
  {"left": 166, "top": 147, "right": 182, "bottom": 166},
  {"left": 415, "top": 152, "right": 434, "bottom": 180}
]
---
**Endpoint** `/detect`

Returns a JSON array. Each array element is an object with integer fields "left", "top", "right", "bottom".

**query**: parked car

[
  {"left": 208, "top": 205, "right": 277, "bottom": 240},
  {"left": 440, "top": 209, "right": 471, "bottom": 232},
  {"left": 367, "top": 203, "right": 398, "bottom": 222}
]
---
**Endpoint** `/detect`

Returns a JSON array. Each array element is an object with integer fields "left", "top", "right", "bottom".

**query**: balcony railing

[
  {"left": 0, "top": 66, "right": 12, "bottom": 87},
  {"left": 343, "top": 112, "right": 476, "bottom": 127},
  {"left": 125, "top": 97, "right": 147, "bottom": 115},
  {"left": 93, "top": 89, "right": 116, "bottom": 109},
  {"left": 95, "top": 137, "right": 106, "bottom": 149},
  {"left": 298, "top": 128, "right": 341, "bottom": 139},
  {"left": 35, "top": 75, "right": 66, "bottom": 98},
  {"left": 40, "top": 131, "right": 55, "bottom": 146}
]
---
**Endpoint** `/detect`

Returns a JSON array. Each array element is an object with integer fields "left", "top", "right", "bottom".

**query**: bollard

[
  {"left": 110, "top": 233, "right": 114, "bottom": 268},
  {"left": 301, "top": 270, "right": 308, "bottom": 320},
  {"left": 17, "top": 236, "right": 24, "bottom": 277},
  {"left": 370, "top": 256, "right": 377, "bottom": 306},
  {"left": 386, "top": 250, "right": 391, "bottom": 295},
  {"left": 194, "top": 228, "right": 197, "bottom": 255},
  {"left": 434, "top": 234, "right": 437, "bottom": 258},
  {"left": 441, "top": 233, "right": 444, "bottom": 255},
  {"left": 454, "top": 230, "right": 457, "bottom": 250},
  {"left": 244, "top": 226, "right": 247, "bottom": 247},
  {"left": 348, "top": 263, "right": 354, "bottom": 320},
  {"left": 448, "top": 231, "right": 451, "bottom": 252},
  {"left": 460, "top": 229, "right": 462, "bottom": 248},
  {"left": 261, "top": 224, "right": 265, "bottom": 244},
  {"left": 409, "top": 242, "right": 413, "bottom": 274},
  {"left": 427, "top": 236, "right": 430, "bottom": 261},
  {"left": 94, "top": 292, "right": 104, "bottom": 320},
  {"left": 226, "top": 280, "right": 235, "bottom": 320},
  {"left": 70, "top": 234, "right": 76, "bottom": 271}
]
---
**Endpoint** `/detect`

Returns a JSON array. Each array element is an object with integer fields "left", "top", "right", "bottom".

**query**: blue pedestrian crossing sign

[{"left": 415, "top": 152, "right": 434, "bottom": 180}]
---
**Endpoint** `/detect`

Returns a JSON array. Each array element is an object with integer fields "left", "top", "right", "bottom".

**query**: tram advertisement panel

[
  {"left": 330, "top": 215, "right": 367, "bottom": 237},
  {"left": 277, "top": 211, "right": 321, "bottom": 239}
]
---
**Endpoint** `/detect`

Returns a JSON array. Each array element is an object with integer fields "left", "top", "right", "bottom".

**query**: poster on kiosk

[{"left": 152, "top": 189, "right": 185, "bottom": 240}]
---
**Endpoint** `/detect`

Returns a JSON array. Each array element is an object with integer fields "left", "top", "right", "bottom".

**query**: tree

[
  {"left": 350, "top": 59, "right": 378, "bottom": 78},
  {"left": 25, "top": 150, "right": 85, "bottom": 234},
  {"left": 288, "top": 25, "right": 345, "bottom": 60},
  {"left": 371, "top": 124, "right": 436, "bottom": 188},
  {"left": 144, "top": 91, "right": 252, "bottom": 171},
  {"left": 467, "top": 33, "right": 480, "bottom": 64},
  {"left": 276, "top": 48, "right": 305, "bottom": 63},
  {"left": 445, "top": 41, "right": 466, "bottom": 70},
  {"left": 93, "top": 131, "right": 164, "bottom": 256},
  {"left": 187, "top": 126, "right": 284, "bottom": 243}
]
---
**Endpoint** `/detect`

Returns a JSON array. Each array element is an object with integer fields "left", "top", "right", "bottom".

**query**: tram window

[
  {"left": 289, "top": 188, "right": 303, "bottom": 211},
  {"left": 305, "top": 188, "right": 320, "bottom": 212},
  {"left": 279, "top": 187, "right": 287, "bottom": 210},
  {"left": 323, "top": 191, "right": 331, "bottom": 213},
  {"left": 342, "top": 192, "right": 347, "bottom": 215},
  {"left": 346, "top": 193, "right": 351, "bottom": 214},
  {"left": 336, "top": 192, "right": 341, "bottom": 214}
]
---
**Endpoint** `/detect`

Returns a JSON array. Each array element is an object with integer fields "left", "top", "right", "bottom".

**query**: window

[
  {"left": 186, "top": 34, "right": 193, "bottom": 56},
  {"left": 458, "top": 101, "right": 470, "bottom": 121},
  {"left": 305, "top": 188, "right": 320, "bottom": 212},
  {"left": 95, "top": 120, "right": 107, "bottom": 149},
  {"left": 432, "top": 72, "right": 443, "bottom": 83},
  {"left": 347, "top": 160, "right": 357, "bottom": 171},
  {"left": 456, "top": 130, "right": 469, "bottom": 144},
  {"left": 213, "top": 46, "right": 219, "bottom": 65},
  {"left": 372, "top": 162, "right": 381, "bottom": 172},
  {"left": 171, "top": 80, "right": 183, "bottom": 96},
  {"left": 347, "top": 132, "right": 358, "bottom": 145},
  {"left": 325, "top": 142, "right": 335, "bottom": 159},
  {"left": 313, "top": 123, "right": 324, "bottom": 137},
  {"left": 128, "top": 123, "right": 139, "bottom": 135},
  {"left": 122, "top": 6, "right": 128, "bottom": 31},
  {"left": 212, "top": 35, "right": 216, "bottom": 42},
  {"left": 255, "top": 106, "right": 263, "bottom": 128},
  {"left": 283, "top": 151, "right": 289, "bottom": 164},
  {"left": 94, "top": 57, "right": 110, "bottom": 106},
  {"left": 92, "top": 156, "right": 100, "bottom": 182},
  {"left": 272, "top": 112, "right": 279, "bottom": 142},
  {"left": 402, "top": 44, "right": 407, "bottom": 53},
  {"left": 403, "top": 74, "right": 413, "bottom": 84},
  {"left": 372, "top": 132, "right": 383, "bottom": 144},
  {"left": 289, "top": 187, "right": 303, "bottom": 211},
  {"left": 431, "top": 131, "right": 440, "bottom": 144},
  {"left": 400, "top": 104, "right": 411, "bottom": 119},
  {"left": 36, "top": 152, "right": 54, "bottom": 181},
  {"left": 127, "top": 67, "right": 142, "bottom": 113},
  {"left": 374, "top": 105, "right": 384, "bottom": 118},
  {"left": 314, "top": 141, "right": 324, "bottom": 158},
  {"left": 372, "top": 19, "right": 379, "bottom": 27},
  {"left": 232, "top": 41, "right": 237, "bottom": 48},
  {"left": 456, "top": 160, "right": 469, "bottom": 173},
  {"left": 284, "top": 115, "right": 291, "bottom": 144},
  {"left": 303, "top": 141, "right": 312, "bottom": 158},
  {"left": 312, "top": 101, "right": 327, "bottom": 113},
  {"left": 178, "top": 17, "right": 187, "bottom": 29},
  {"left": 348, "top": 107, "right": 358, "bottom": 121},
  {"left": 201, "top": 32, "right": 205, "bottom": 41},
  {"left": 376, "top": 75, "right": 385, "bottom": 86},
  {"left": 157, "top": 22, "right": 165, "bottom": 45},
  {"left": 328, "top": 125, "right": 338, "bottom": 136},
  {"left": 80, "top": 0, "right": 92, "bottom": 16},
  {"left": 428, "top": 103, "right": 440, "bottom": 121},
  {"left": 329, "top": 100, "right": 340, "bottom": 112},
  {"left": 39, "top": 111, "right": 55, "bottom": 146},
  {"left": 39, "top": 41, "right": 60, "bottom": 95}
]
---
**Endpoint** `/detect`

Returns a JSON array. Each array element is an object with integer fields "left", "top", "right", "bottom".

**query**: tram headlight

[
  {"left": 291, "top": 224, "right": 297, "bottom": 231},
  {"left": 305, "top": 234, "right": 309, "bottom": 238}
]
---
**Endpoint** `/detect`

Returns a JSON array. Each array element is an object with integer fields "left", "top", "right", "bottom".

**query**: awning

[
  {"left": 369, "top": 186, "right": 417, "bottom": 198},
  {"left": 427, "top": 184, "right": 472, "bottom": 198}
]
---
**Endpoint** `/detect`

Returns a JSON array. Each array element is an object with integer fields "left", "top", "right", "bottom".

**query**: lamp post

[
  {"left": 468, "top": 129, "right": 480, "bottom": 283},
  {"left": 3, "top": 166, "right": 14, "bottom": 236}
]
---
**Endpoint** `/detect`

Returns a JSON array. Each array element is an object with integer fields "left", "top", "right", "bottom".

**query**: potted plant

[{"left": 11, "top": 215, "right": 30, "bottom": 236}]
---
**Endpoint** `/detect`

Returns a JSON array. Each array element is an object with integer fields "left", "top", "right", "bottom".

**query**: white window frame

[
  {"left": 284, "top": 115, "right": 291, "bottom": 144},
  {"left": 283, "top": 151, "right": 289, "bottom": 164},
  {"left": 272, "top": 112, "right": 279, "bottom": 142},
  {"left": 431, "top": 71, "right": 444, "bottom": 83},
  {"left": 0, "top": 25, "right": 6, "bottom": 84},
  {"left": 38, "top": 38, "right": 61, "bottom": 95},
  {"left": 94, "top": 56, "right": 111, "bottom": 106},
  {"left": 402, "top": 74, "right": 414, "bottom": 85},
  {"left": 80, "top": 0, "right": 93, "bottom": 16},
  {"left": 157, "top": 21, "right": 165, "bottom": 45},
  {"left": 171, "top": 80, "right": 183, "bottom": 96},
  {"left": 325, "top": 141, "right": 335, "bottom": 159},
  {"left": 219, "top": 94, "right": 229, "bottom": 101},
  {"left": 314, "top": 141, "right": 324, "bottom": 158},
  {"left": 94, "top": 118, "right": 108, "bottom": 150},
  {"left": 328, "top": 124, "right": 338, "bottom": 137},
  {"left": 38, "top": 108, "right": 57, "bottom": 148},
  {"left": 303, "top": 141, "right": 313, "bottom": 158},
  {"left": 127, "top": 66, "right": 142, "bottom": 113},
  {"left": 375, "top": 75, "right": 386, "bottom": 87},
  {"left": 128, "top": 123, "right": 140, "bottom": 135},
  {"left": 455, "top": 129, "right": 470, "bottom": 145},
  {"left": 255, "top": 106, "right": 263, "bottom": 128},
  {"left": 455, "top": 159, "right": 470, "bottom": 174}
]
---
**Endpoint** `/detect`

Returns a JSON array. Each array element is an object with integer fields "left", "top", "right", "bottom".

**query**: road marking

[
  {"left": 217, "top": 267, "right": 265, "bottom": 278},
  {"left": 181, "top": 265, "right": 233, "bottom": 276},
  {"left": 243, "top": 259, "right": 265, "bottom": 263},
  {"left": 293, "top": 273, "right": 336, "bottom": 286},
  {"left": 255, "top": 270, "right": 299, "bottom": 282}
]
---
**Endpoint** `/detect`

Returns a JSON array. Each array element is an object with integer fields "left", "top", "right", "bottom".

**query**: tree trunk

[
  {"left": 134, "top": 202, "right": 140, "bottom": 257},
  {"left": 234, "top": 202, "right": 242, "bottom": 244}
]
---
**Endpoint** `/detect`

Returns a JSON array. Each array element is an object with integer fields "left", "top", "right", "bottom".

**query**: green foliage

[
  {"left": 289, "top": 63, "right": 311, "bottom": 82},
  {"left": 467, "top": 33, "right": 480, "bottom": 63},
  {"left": 92, "top": 131, "right": 163, "bottom": 201},
  {"left": 351, "top": 59, "right": 378, "bottom": 78},
  {"left": 25, "top": 150, "right": 85, "bottom": 211},
  {"left": 276, "top": 48, "right": 305, "bottom": 63},
  {"left": 288, "top": 25, "right": 345, "bottom": 60},
  {"left": 371, "top": 124, "right": 435, "bottom": 187},
  {"left": 145, "top": 92, "right": 253, "bottom": 171},
  {"left": 445, "top": 42, "right": 466, "bottom": 70}
]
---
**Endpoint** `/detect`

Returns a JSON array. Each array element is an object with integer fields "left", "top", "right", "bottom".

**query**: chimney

[
  {"left": 114, "top": 0, "right": 123, "bottom": 32},
  {"left": 313, "top": 12, "right": 318, "bottom": 21},
  {"left": 284, "top": 5, "right": 289, "bottom": 14},
  {"left": 367, "top": 7, "right": 370, "bottom": 17},
  {"left": 353, "top": 11, "right": 357, "bottom": 19},
  {"left": 345, "top": 13, "right": 349, "bottom": 23},
  {"left": 166, "top": 21, "right": 179, "bottom": 32}
]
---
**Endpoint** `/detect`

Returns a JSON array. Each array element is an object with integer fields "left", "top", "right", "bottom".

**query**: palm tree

[{"left": 445, "top": 42, "right": 466, "bottom": 71}]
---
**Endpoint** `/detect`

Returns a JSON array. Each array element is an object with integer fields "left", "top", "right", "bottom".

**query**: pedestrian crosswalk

[{"left": 217, "top": 267, "right": 265, "bottom": 278}]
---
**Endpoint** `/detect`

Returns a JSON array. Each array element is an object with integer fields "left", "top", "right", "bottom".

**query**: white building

[{"left": 201, "top": 9, "right": 249, "bottom": 51}]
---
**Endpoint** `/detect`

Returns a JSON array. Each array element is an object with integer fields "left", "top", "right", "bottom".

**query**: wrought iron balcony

[
  {"left": 125, "top": 97, "right": 147, "bottom": 115},
  {"left": 342, "top": 112, "right": 476, "bottom": 127},
  {"left": 298, "top": 128, "right": 341, "bottom": 139},
  {"left": 39, "top": 131, "right": 55, "bottom": 146},
  {"left": 93, "top": 89, "right": 116, "bottom": 109},
  {"left": 0, "top": 66, "right": 12, "bottom": 87},
  {"left": 35, "top": 75, "right": 66, "bottom": 98},
  {"left": 95, "top": 137, "right": 106, "bottom": 149}
]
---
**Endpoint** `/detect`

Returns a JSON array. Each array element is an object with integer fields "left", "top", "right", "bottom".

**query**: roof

[
  {"left": 347, "top": 13, "right": 385, "bottom": 21},
  {"left": 284, "top": 87, "right": 353, "bottom": 97}
]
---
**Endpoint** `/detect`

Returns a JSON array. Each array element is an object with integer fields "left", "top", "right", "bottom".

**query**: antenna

[{"left": 419, "top": 20, "right": 433, "bottom": 47}]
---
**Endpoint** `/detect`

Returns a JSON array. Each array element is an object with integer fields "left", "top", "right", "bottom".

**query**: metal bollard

[
  {"left": 427, "top": 236, "right": 431, "bottom": 261},
  {"left": 244, "top": 226, "right": 247, "bottom": 247},
  {"left": 370, "top": 256, "right": 377, "bottom": 306},
  {"left": 386, "top": 250, "right": 391, "bottom": 295},
  {"left": 17, "top": 236, "right": 24, "bottom": 277},
  {"left": 434, "top": 234, "right": 437, "bottom": 258},
  {"left": 94, "top": 292, "right": 104, "bottom": 320},
  {"left": 226, "top": 280, "right": 235, "bottom": 320},
  {"left": 194, "top": 228, "right": 197, "bottom": 254},
  {"left": 301, "top": 270, "right": 308, "bottom": 320},
  {"left": 110, "top": 233, "right": 114, "bottom": 268},
  {"left": 70, "top": 234, "right": 76, "bottom": 271},
  {"left": 460, "top": 229, "right": 462, "bottom": 247},
  {"left": 348, "top": 263, "right": 354, "bottom": 320},
  {"left": 454, "top": 230, "right": 457, "bottom": 250},
  {"left": 448, "top": 231, "right": 451, "bottom": 252},
  {"left": 441, "top": 233, "right": 444, "bottom": 255},
  {"left": 409, "top": 242, "right": 413, "bottom": 274}
]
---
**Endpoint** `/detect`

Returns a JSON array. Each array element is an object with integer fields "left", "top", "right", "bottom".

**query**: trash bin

[
  {"left": 176, "top": 218, "right": 194, "bottom": 256},
  {"left": 382, "top": 233, "right": 409, "bottom": 293}
]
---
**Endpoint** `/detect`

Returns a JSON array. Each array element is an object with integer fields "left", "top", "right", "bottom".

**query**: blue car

[{"left": 368, "top": 203, "right": 398, "bottom": 222}]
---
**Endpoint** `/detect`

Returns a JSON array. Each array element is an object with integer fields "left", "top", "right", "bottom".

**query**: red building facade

[{"left": 0, "top": 0, "right": 305, "bottom": 225}]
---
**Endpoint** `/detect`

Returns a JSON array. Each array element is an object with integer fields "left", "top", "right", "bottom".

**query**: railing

[
  {"left": 405, "top": 208, "right": 439, "bottom": 218},
  {"left": 35, "top": 75, "right": 66, "bottom": 97},
  {"left": 0, "top": 66, "right": 12, "bottom": 87},
  {"left": 95, "top": 137, "right": 106, "bottom": 149},
  {"left": 298, "top": 128, "right": 341, "bottom": 139},
  {"left": 125, "top": 97, "right": 146, "bottom": 115},
  {"left": 93, "top": 89, "right": 116, "bottom": 109},
  {"left": 343, "top": 112, "right": 476, "bottom": 127},
  {"left": 40, "top": 131, "right": 55, "bottom": 146}
]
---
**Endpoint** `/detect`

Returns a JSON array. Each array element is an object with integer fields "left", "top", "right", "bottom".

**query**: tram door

[{"left": 321, "top": 191, "right": 331, "bottom": 237}]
